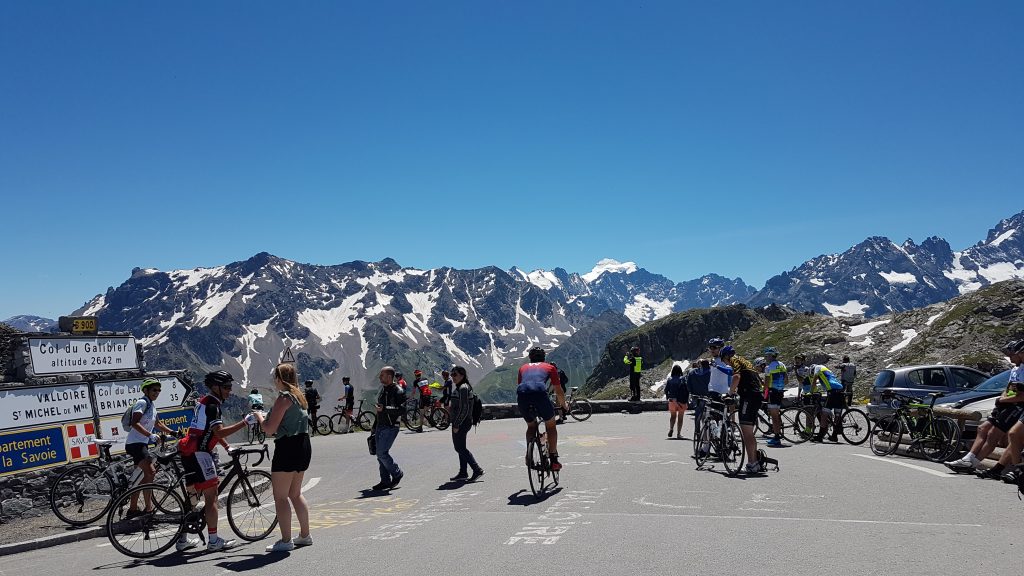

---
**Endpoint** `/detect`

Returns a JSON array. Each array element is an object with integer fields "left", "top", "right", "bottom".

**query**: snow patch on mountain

[
  {"left": 879, "top": 271, "right": 917, "bottom": 284},
  {"left": 977, "top": 262, "right": 1024, "bottom": 284},
  {"left": 991, "top": 229, "right": 1016, "bottom": 247},
  {"left": 624, "top": 294, "right": 674, "bottom": 325},
  {"left": 238, "top": 316, "right": 275, "bottom": 386},
  {"left": 889, "top": 329, "right": 919, "bottom": 352},
  {"left": 582, "top": 259, "right": 638, "bottom": 283},
  {"left": 848, "top": 319, "right": 891, "bottom": 339},
  {"left": 823, "top": 300, "right": 869, "bottom": 317}
]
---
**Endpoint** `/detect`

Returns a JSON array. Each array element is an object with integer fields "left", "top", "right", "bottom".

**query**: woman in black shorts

[{"left": 253, "top": 362, "right": 313, "bottom": 552}]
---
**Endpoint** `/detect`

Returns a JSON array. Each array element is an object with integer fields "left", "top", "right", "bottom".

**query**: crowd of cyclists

[{"left": 103, "top": 335, "right": 1023, "bottom": 557}]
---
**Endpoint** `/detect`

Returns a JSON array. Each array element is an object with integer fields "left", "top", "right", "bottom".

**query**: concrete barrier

[{"left": 482, "top": 399, "right": 668, "bottom": 420}]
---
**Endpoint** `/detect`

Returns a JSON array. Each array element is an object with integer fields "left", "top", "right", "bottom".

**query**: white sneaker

[
  {"left": 207, "top": 535, "right": 237, "bottom": 552},
  {"left": 266, "top": 540, "right": 295, "bottom": 552},
  {"left": 293, "top": 535, "right": 313, "bottom": 547},
  {"left": 176, "top": 536, "right": 200, "bottom": 552}
]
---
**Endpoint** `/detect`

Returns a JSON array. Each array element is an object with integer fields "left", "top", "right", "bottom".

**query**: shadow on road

[
  {"left": 355, "top": 487, "right": 400, "bottom": 499},
  {"left": 215, "top": 552, "right": 290, "bottom": 572},
  {"left": 506, "top": 488, "right": 562, "bottom": 506}
]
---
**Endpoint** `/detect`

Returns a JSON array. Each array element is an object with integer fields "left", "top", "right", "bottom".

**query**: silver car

[{"left": 866, "top": 364, "right": 990, "bottom": 420}]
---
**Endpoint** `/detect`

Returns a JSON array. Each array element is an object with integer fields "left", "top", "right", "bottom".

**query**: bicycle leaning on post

[{"left": 105, "top": 444, "right": 277, "bottom": 558}]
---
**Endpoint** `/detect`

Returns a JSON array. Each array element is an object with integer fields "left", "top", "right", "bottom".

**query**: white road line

[
  {"left": 580, "top": 511, "right": 982, "bottom": 528},
  {"left": 851, "top": 454, "right": 954, "bottom": 478},
  {"left": 301, "top": 476, "right": 320, "bottom": 492}
]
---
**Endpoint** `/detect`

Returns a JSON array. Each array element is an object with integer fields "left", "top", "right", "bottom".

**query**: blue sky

[{"left": 2, "top": 1, "right": 1022, "bottom": 320}]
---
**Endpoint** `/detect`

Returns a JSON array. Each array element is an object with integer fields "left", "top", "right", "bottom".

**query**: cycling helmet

[
  {"left": 141, "top": 378, "right": 161, "bottom": 391},
  {"left": 707, "top": 337, "right": 725, "bottom": 348},
  {"left": 794, "top": 353, "right": 806, "bottom": 362},
  {"left": 630, "top": 345, "right": 640, "bottom": 353},
  {"left": 414, "top": 369, "right": 423, "bottom": 377},
  {"left": 305, "top": 380, "right": 314, "bottom": 387},
  {"left": 720, "top": 345, "right": 735, "bottom": 358},
  {"left": 204, "top": 370, "right": 234, "bottom": 387},
  {"left": 395, "top": 372, "right": 403, "bottom": 379},
  {"left": 1001, "top": 339, "right": 1024, "bottom": 355},
  {"left": 763, "top": 346, "right": 779, "bottom": 358},
  {"left": 342, "top": 376, "right": 350, "bottom": 382},
  {"left": 528, "top": 346, "right": 546, "bottom": 362},
  {"left": 753, "top": 357, "right": 767, "bottom": 368}
]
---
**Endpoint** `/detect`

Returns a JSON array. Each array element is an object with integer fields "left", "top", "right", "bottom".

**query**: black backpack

[
  {"left": 470, "top": 385, "right": 484, "bottom": 426},
  {"left": 558, "top": 369, "right": 569, "bottom": 387}
]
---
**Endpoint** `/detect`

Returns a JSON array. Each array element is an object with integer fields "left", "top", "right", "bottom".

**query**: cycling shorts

[
  {"left": 518, "top": 390, "right": 555, "bottom": 423},
  {"left": 738, "top": 391, "right": 762, "bottom": 426},
  {"left": 125, "top": 443, "right": 151, "bottom": 465},
  {"left": 419, "top": 396, "right": 432, "bottom": 409},
  {"left": 988, "top": 405, "right": 1024, "bottom": 433},
  {"left": 766, "top": 389, "right": 785, "bottom": 409},
  {"left": 825, "top": 390, "right": 846, "bottom": 410},
  {"left": 182, "top": 451, "right": 219, "bottom": 491}
]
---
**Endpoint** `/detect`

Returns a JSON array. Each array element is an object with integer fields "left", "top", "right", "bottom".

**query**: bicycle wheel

[
  {"left": 869, "top": 416, "right": 903, "bottom": 456},
  {"left": 694, "top": 423, "right": 714, "bottom": 467},
  {"left": 404, "top": 409, "right": 423, "bottom": 431},
  {"left": 50, "top": 464, "right": 115, "bottom": 526},
  {"left": 527, "top": 437, "right": 546, "bottom": 497},
  {"left": 430, "top": 407, "right": 450, "bottom": 430},
  {"left": 720, "top": 420, "right": 745, "bottom": 476},
  {"left": 227, "top": 469, "right": 277, "bottom": 541},
  {"left": 357, "top": 411, "right": 376, "bottom": 431},
  {"left": 756, "top": 411, "right": 773, "bottom": 437},
  {"left": 255, "top": 427, "right": 266, "bottom": 443},
  {"left": 569, "top": 399, "right": 593, "bottom": 422},
  {"left": 919, "top": 416, "right": 961, "bottom": 462},
  {"left": 330, "top": 413, "right": 345, "bottom": 433},
  {"left": 839, "top": 408, "right": 871, "bottom": 445},
  {"left": 780, "top": 408, "right": 810, "bottom": 444},
  {"left": 106, "top": 484, "right": 185, "bottom": 559},
  {"left": 316, "top": 415, "right": 333, "bottom": 436}
]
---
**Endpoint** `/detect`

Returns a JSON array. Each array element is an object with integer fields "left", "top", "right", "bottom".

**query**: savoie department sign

[
  {"left": 0, "top": 384, "right": 93, "bottom": 430},
  {"left": 28, "top": 336, "right": 139, "bottom": 375}
]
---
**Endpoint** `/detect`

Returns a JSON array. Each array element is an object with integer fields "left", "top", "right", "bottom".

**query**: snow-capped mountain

[
  {"left": 2, "top": 315, "right": 56, "bottom": 333},
  {"left": 748, "top": 210, "right": 1024, "bottom": 317},
  {"left": 73, "top": 254, "right": 752, "bottom": 400},
  {"left": 514, "top": 259, "right": 755, "bottom": 325}
]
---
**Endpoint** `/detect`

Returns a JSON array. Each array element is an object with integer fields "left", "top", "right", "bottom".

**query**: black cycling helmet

[
  {"left": 528, "top": 346, "right": 546, "bottom": 362},
  {"left": 707, "top": 337, "right": 725, "bottom": 348},
  {"left": 1002, "top": 339, "right": 1024, "bottom": 355},
  {"left": 205, "top": 370, "right": 234, "bottom": 387},
  {"left": 794, "top": 353, "right": 806, "bottom": 363},
  {"left": 305, "top": 380, "right": 314, "bottom": 387}
]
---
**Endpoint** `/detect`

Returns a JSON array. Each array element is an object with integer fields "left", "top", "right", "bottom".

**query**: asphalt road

[{"left": 3, "top": 412, "right": 1021, "bottom": 576}]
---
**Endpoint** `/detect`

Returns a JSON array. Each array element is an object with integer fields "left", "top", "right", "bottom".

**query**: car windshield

[{"left": 970, "top": 370, "right": 1011, "bottom": 392}]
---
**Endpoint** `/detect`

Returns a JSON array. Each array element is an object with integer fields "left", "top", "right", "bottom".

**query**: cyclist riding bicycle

[
  {"left": 178, "top": 370, "right": 254, "bottom": 551},
  {"left": 794, "top": 355, "right": 845, "bottom": 442},
  {"left": 518, "top": 347, "right": 564, "bottom": 471},
  {"left": 248, "top": 387, "right": 265, "bottom": 411}
]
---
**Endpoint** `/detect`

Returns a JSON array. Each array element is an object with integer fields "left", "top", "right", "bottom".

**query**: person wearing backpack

[
  {"left": 837, "top": 356, "right": 857, "bottom": 407},
  {"left": 124, "top": 378, "right": 176, "bottom": 517},
  {"left": 448, "top": 365, "right": 484, "bottom": 482}
]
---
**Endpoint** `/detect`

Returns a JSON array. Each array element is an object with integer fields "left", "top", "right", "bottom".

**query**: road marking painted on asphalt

[
  {"left": 584, "top": 511, "right": 982, "bottom": 528},
  {"left": 851, "top": 454, "right": 954, "bottom": 478},
  {"left": 634, "top": 495, "right": 700, "bottom": 510}
]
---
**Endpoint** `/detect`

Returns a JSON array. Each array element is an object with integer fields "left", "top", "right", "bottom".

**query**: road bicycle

[
  {"left": 354, "top": 399, "right": 376, "bottom": 431},
  {"left": 869, "top": 391, "right": 960, "bottom": 461},
  {"left": 308, "top": 405, "right": 333, "bottom": 436},
  {"left": 402, "top": 398, "right": 450, "bottom": 432},
  {"left": 105, "top": 444, "right": 277, "bottom": 558},
  {"left": 329, "top": 404, "right": 355, "bottom": 433},
  {"left": 555, "top": 387, "right": 593, "bottom": 423},
  {"left": 780, "top": 393, "right": 872, "bottom": 445},
  {"left": 247, "top": 403, "right": 266, "bottom": 443},
  {"left": 49, "top": 437, "right": 176, "bottom": 526},
  {"left": 526, "top": 414, "right": 559, "bottom": 496},
  {"left": 691, "top": 394, "right": 745, "bottom": 475}
]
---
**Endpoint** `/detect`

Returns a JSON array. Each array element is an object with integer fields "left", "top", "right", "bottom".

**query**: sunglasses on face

[{"left": 149, "top": 388, "right": 161, "bottom": 393}]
